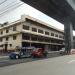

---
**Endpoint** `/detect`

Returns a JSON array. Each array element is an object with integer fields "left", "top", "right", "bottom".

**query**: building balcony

[
  {"left": 22, "top": 39, "right": 64, "bottom": 46},
  {"left": 22, "top": 30, "right": 64, "bottom": 41}
]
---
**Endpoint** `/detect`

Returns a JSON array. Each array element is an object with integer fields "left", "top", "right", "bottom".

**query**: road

[
  {"left": 0, "top": 56, "right": 41, "bottom": 67},
  {"left": 0, "top": 55, "right": 75, "bottom": 75},
  {"left": 0, "top": 56, "right": 47, "bottom": 67},
  {"left": 0, "top": 51, "right": 61, "bottom": 67}
]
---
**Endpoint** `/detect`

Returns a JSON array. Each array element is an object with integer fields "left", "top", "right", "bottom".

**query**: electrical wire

[
  {"left": 0, "top": 0, "right": 8, "bottom": 5},
  {"left": 0, "top": 0, "right": 24, "bottom": 17},
  {"left": 0, "top": 3, "right": 24, "bottom": 17},
  {"left": 0, "top": 2, "right": 23, "bottom": 13},
  {"left": 0, "top": 1, "right": 19, "bottom": 12}
]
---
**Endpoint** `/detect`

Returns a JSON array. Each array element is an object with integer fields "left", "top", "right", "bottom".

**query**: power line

[
  {"left": 0, "top": 1, "right": 19, "bottom": 12},
  {"left": 0, "top": 0, "right": 24, "bottom": 17},
  {"left": 0, "top": 3, "right": 24, "bottom": 16},
  {"left": 0, "top": 2, "right": 22, "bottom": 13},
  {"left": 0, "top": 0, "right": 8, "bottom": 5},
  {"left": 0, "top": 3, "right": 24, "bottom": 17}
]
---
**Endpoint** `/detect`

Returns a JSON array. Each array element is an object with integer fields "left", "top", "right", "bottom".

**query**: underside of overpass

[{"left": 21, "top": 0, "right": 75, "bottom": 54}]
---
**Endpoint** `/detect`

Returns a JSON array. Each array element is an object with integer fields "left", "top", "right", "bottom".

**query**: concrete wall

[
  {"left": 0, "top": 15, "right": 64, "bottom": 52},
  {"left": 22, "top": 21, "right": 64, "bottom": 40},
  {"left": 0, "top": 23, "right": 22, "bottom": 51},
  {"left": 7, "top": 34, "right": 22, "bottom": 51}
]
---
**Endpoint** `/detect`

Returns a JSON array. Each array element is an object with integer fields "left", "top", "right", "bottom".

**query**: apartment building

[{"left": 0, "top": 15, "right": 64, "bottom": 52}]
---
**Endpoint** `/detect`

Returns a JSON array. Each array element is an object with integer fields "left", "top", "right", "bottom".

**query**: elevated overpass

[{"left": 21, "top": 0, "right": 75, "bottom": 53}]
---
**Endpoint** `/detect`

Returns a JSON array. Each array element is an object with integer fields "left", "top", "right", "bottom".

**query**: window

[
  {"left": 6, "top": 37, "right": 9, "bottom": 41},
  {"left": 0, "top": 38, "right": 2, "bottom": 42},
  {"left": 0, "top": 31, "right": 3, "bottom": 35},
  {"left": 45, "top": 38, "right": 50, "bottom": 42},
  {"left": 38, "top": 29, "right": 43, "bottom": 34},
  {"left": 31, "top": 36, "right": 37, "bottom": 41},
  {"left": 51, "top": 40, "right": 55, "bottom": 43},
  {"left": 0, "top": 45, "right": 3, "bottom": 47},
  {"left": 9, "top": 44, "right": 12, "bottom": 47},
  {"left": 13, "top": 36, "right": 17, "bottom": 40},
  {"left": 51, "top": 33, "right": 54, "bottom": 36},
  {"left": 55, "top": 34, "right": 58, "bottom": 37},
  {"left": 38, "top": 36, "right": 45, "bottom": 42},
  {"left": 22, "top": 34, "right": 30, "bottom": 40},
  {"left": 32, "top": 27, "right": 37, "bottom": 32},
  {"left": 23, "top": 25, "right": 29, "bottom": 30},
  {"left": 6, "top": 29, "right": 9, "bottom": 33},
  {"left": 45, "top": 31, "right": 49, "bottom": 35},
  {"left": 63, "top": 36, "right": 64, "bottom": 39},
  {"left": 13, "top": 26, "right": 16, "bottom": 31},
  {"left": 59, "top": 35, "right": 63, "bottom": 39}
]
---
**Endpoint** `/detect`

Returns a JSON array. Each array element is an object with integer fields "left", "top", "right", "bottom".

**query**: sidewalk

[
  {"left": 0, "top": 53, "right": 9, "bottom": 59},
  {"left": 0, "top": 56, "right": 9, "bottom": 59}
]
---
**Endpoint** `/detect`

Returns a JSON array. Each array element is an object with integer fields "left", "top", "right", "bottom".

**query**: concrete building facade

[{"left": 0, "top": 15, "right": 64, "bottom": 52}]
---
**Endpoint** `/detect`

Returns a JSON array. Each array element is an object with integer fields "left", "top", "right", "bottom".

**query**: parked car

[
  {"left": 59, "top": 48, "right": 65, "bottom": 55},
  {"left": 31, "top": 48, "right": 48, "bottom": 58},
  {"left": 9, "top": 52, "right": 20, "bottom": 59},
  {"left": 9, "top": 47, "right": 35, "bottom": 59}
]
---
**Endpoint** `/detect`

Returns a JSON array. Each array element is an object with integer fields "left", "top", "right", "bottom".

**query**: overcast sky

[{"left": 0, "top": 0, "right": 75, "bottom": 35}]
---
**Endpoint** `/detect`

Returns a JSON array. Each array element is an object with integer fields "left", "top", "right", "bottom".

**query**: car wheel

[{"left": 15, "top": 55, "right": 19, "bottom": 59}]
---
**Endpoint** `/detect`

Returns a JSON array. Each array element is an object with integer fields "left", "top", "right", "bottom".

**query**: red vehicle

[{"left": 31, "top": 48, "right": 48, "bottom": 58}]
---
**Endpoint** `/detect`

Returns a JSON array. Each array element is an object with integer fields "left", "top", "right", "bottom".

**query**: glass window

[
  {"left": 6, "top": 37, "right": 9, "bottom": 41},
  {"left": 22, "top": 34, "right": 30, "bottom": 40},
  {"left": 63, "top": 36, "right": 64, "bottom": 39},
  {"left": 10, "top": 44, "right": 12, "bottom": 47},
  {"left": 51, "top": 33, "right": 54, "bottom": 36},
  {"left": 59, "top": 35, "right": 63, "bottom": 38},
  {"left": 13, "top": 36, "right": 17, "bottom": 40},
  {"left": 0, "top": 31, "right": 3, "bottom": 35},
  {"left": 13, "top": 26, "right": 16, "bottom": 31},
  {"left": 45, "top": 38, "right": 50, "bottom": 42},
  {"left": 23, "top": 25, "right": 29, "bottom": 30},
  {"left": 0, "top": 38, "right": 2, "bottom": 42},
  {"left": 0, "top": 45, "right": 3, "bottom": 47},
  {"left": 51, "top": 40, "right": 55, "bottom": 43},
  {"left": 6, "top": 29, "right": 9, "bottom": 33},
  {"left": 45, "top": 31, "right": 49, "bottom": 35},
  {"left": 38, "top": 29, "right": 43, "bottom": 34},
  {"left": 55, "top": 34, "right": 58, "bottom": 37},
  {"left": 38, "top": 37, "right": 44, "bottom": 42},
  {"left": 32, "top": 27, "right": 37, "bottom": 32},
  {"left": 31, "top": 36, "right": 37, "bottom": 41}
]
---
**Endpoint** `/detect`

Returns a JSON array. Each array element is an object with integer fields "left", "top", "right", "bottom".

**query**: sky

[{"left": 0, "top": 0, "right": 75, "bottom": 35}]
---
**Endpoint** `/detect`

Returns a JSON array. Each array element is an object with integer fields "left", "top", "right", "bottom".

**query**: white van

[{"left": 59, "top": 48, "right": 65, "bottom": 54}]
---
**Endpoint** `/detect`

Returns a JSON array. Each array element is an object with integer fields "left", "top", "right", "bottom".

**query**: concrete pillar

[
  {"left": 56, "top": 46, "right": 58, "bottom": 51},
  {"left": 64, "top": 19, "right": 73, "bottom": 54},
  {"left": 45, "top": 45, "right": 49, "bottom": 51},
  {"left": 30, "top": 35, "right": 31, "bottom": 47},
  {"left": 49, "top": 45, "right": 51, "bottom": 51}
]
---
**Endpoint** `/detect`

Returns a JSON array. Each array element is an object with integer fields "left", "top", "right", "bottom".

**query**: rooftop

[{"left": 0, "top": 15, "right": 64, "bottom": 33}]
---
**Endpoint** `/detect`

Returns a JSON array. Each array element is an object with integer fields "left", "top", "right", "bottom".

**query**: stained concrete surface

[{"left": 0, "top": 55, "right": 75, "bottom": 75}]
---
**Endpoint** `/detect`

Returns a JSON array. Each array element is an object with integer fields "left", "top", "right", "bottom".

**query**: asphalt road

[
  {"left": 0, "top": 56, "right": 47, "bottom": 67},
  {"left": 0, "top": 51, "right": 61, "bottom": 67},
  {"left": 0, "top": 55, "right": 75, "bottom": 75},
  {"left": 0, "top": 57, "right": 43, "bottom": 67}
]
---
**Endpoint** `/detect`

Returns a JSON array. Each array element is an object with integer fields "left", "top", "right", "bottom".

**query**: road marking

[{"left": 67, "top": 60, "right": 75, "bottom": 64}]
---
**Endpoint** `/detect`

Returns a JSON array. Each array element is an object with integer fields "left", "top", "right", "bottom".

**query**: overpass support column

[{"left": 64, "top": 20, "right": 73, "bottom": 54}]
